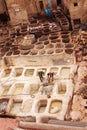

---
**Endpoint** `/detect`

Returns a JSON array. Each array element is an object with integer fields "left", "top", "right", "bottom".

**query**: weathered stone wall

[
  {"left": 5, "top": 0, "right": 87, "bottom": 25},
  {"left": 62, "top": 0, "right": 87, "bottom": 23},
  {"left": 6, "top": 0, "right": 28, "bottom": 24}
]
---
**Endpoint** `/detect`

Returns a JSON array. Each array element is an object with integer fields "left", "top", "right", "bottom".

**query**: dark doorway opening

[
  {"left": 57, "top": 0, "right": 61, "bottom": 6},
  {"left": 0, "top": 12, "right": 9, "bottom": 23},
  {"left": 39, "top": 1, "right": 44, "bottom": 11},
  {"left": 73, "top": 19, "right": 81, "bottom": 25},
  {"left": 0, "top": 0, "right": 10, "bottom": 23}
]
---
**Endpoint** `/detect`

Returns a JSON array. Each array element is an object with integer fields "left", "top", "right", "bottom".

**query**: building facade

[{"left": 0, "top": 0, "right": 87, "bottom": 28}]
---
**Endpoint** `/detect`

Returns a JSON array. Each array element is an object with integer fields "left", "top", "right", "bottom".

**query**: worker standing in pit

[
  {"left": 38, "top": 70, "right": 44, "bottom": 82},
  {"left": 47, "top": 72, "right": 54, "bottom": 83}
]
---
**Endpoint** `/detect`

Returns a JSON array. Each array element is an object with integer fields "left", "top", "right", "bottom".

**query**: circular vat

[
  {"left": 39, "top": 49, "right": 46, "bottom": 55},
  {"left": 29, "top": 49, "right": 38, "bottom": 55},
  {"left": 44, "top": 40, "right": 49, "bottom": 45},
  {"left": 35, "top": 41, "right": 43, "bottom": 45},
  {"left": 61, "top": 31, "right": 70, "bottom": 35},
  {"left": 36, "top": 44, "right": 44, "bottom": 49},
  {"left": 39, "top": 36, "right": 48, "bottom": 41},
  {"left": 45, "top": 43, "right": 54, "bottom": 49},
  {"left": 21, "top": 44, "right": 34, "bottom": 50},
  {"left": 21, "top": 50, "right": 29, "bottom": 55},
  {"left": 51, "top": 39, "right": 61, "bottom": 43},
  {"left": 49, "top": 100, "right": 62, "bottom": 114},
  {"left": 46, "top": 49, "right": 54, "bottom": 54},
  {"left": 6, "top": 51, "right": 13, "bottom": 56},
  {"left": 49, "top": 35, "right": 58, "bottom": 40},
  {"left": 62, "top": 38, "right": 70, "bottom": 43},
  {"left": 61, "top": 34, "right": 69, "bottom": 39},
  {"left": 65, "top": 49, "right": 73, "bottom": 54},
  {"left": 13, "top": 50, "right": 20, "bottom": 55},
  {"left": 55, "top": 49, "right": 63, "bottom": 54},
  {"left": 55, "top": 43, "right": 64, "bottom": 48},
  {"left": 65, "top": 44, "right": 74, "bottom": 48}
]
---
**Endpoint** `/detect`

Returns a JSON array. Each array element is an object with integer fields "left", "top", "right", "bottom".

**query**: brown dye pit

[
  {"left": 50, "top": 32, "right": 58, "bottom": 35},
  {"left": 47, "top": 49, "right": 54, "bottom": 54},
  {"left": 65, "top": 49, "right": 73, "bottom": 54},
  {"left": 38, "top": 100, "right": 47, "bottom": 113},
  {"left": 82, "top": 76, "right": 87, "bottom": 84},
  {"left": 13, "top": 83, "right": 24, "bottom": 95},
  {"left": 10, "top": 101, "right": 22, "bottom": 115},
  {"left": 39, "top": 36, "right": 48, "bottom": 41},
  {"left": 60, "top": 67, "right": 70, "bottom": 78},
  {"left": 62, "top": 38, "right": 70, "bottom": 43},
  {"left": 65, "top": 44, "right": 74, "bottom": 48},
  {"left": 55, "top": 49, "right": 63, "bottom": 53},
  {"left": 44, "top": 41, "right": 49, "bottom": 45},
  {"left": 15, "top": 68, "right": 23, "bottom": 77},
  {"left": 24, "top": 69, "right": 34, "bottom": 76},
  {"left": 55, "top": 43, "right": 64, "bottom": 48},
  {"left": 13, "top": 50, "right": 20, "bottom": 55},
  {"left": 49, "top": 35, "right": 58, "bottom": 40},
  {"left": 6, "top": 51, "right": 12, "bottom": 56},
  {"left": 35, "top": 41, "right": 43, "bottom": 45},
  {"left": 49, "top": 100, "right": 62, "bottom": 114},
  {"left": 58, "top": 83, "right": 66, "bottom": 94},
  {"left": 36, "top": 44, "right": 44, "bottom": 49},
  {"left": 21, "top": 50, "right": 29, "bottom": 55},
  {"left": 61, "top": 35, "right": 69, "bottom": 39},
  {"left": 21, "top": 44, "right": 34, "bottom": 50},
  {"left": 61, "top": 32, "right": 69, "bottom": 35},
  {"left": 30, "top": 49, "right": 38, "bottom": 55},
  {"left": 46, "top": 44, "right": 54, "bottom": 49},
  {"left": 39, "top": 50, "right": 46, "bottom": 55},
  {"left": 29, "top": 84, "right": 40, "bottom": 95},
  {"left": 51, "top": 39, "right": 61, "bottom": 43},
  {"left": 2, "top": 68, "right": 11, "bottom": 77}
]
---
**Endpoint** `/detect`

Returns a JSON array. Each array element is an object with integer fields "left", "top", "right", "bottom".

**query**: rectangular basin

[
  {"left": 2, "top": 69, "right": 11, "bottom": 77},
  {"left": 22, "top": 100, "right": 32, "bottom": 113},
  {"left": 2, "top": 85, "right": 11, "bottom": 96},
  {"left": 38, "top": 100, "right": 47, "bottom": 113},
  {"left": 13, "top": 83, "right": 24, "bottom": 95},
  {"left": 41, "top": 85, "right": 53, "bottom": 95},
  {"left": 60, "top": 67, "right": 70, "bottom": 78},
  {"left": 29, "top": 84, "right": 40, "bottom": 95},
  {"left": 10, "top": 101, "right": 22, "bottom": 115},
  {"left": 24, "top": 69, "right": 34, "bottom": 76},
  {"left": 49, "top": 100, "right": 62, "bottom": 114},
  {"left": 58, "top": 83, "right": 66, "bottom": 94},
  {"left": 15, "top": 68, "right": 23, "bottom": 77}
]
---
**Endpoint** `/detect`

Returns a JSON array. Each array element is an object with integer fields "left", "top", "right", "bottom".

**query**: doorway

[
  {"left": 57, "top": 0, "right": 61, "bottom": 6},
  {"left": 0, "top": 0, "right": 10, "bottom": 23},
  {"left": 39, "top": 1, "right": 44, "bottom": 11}
]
